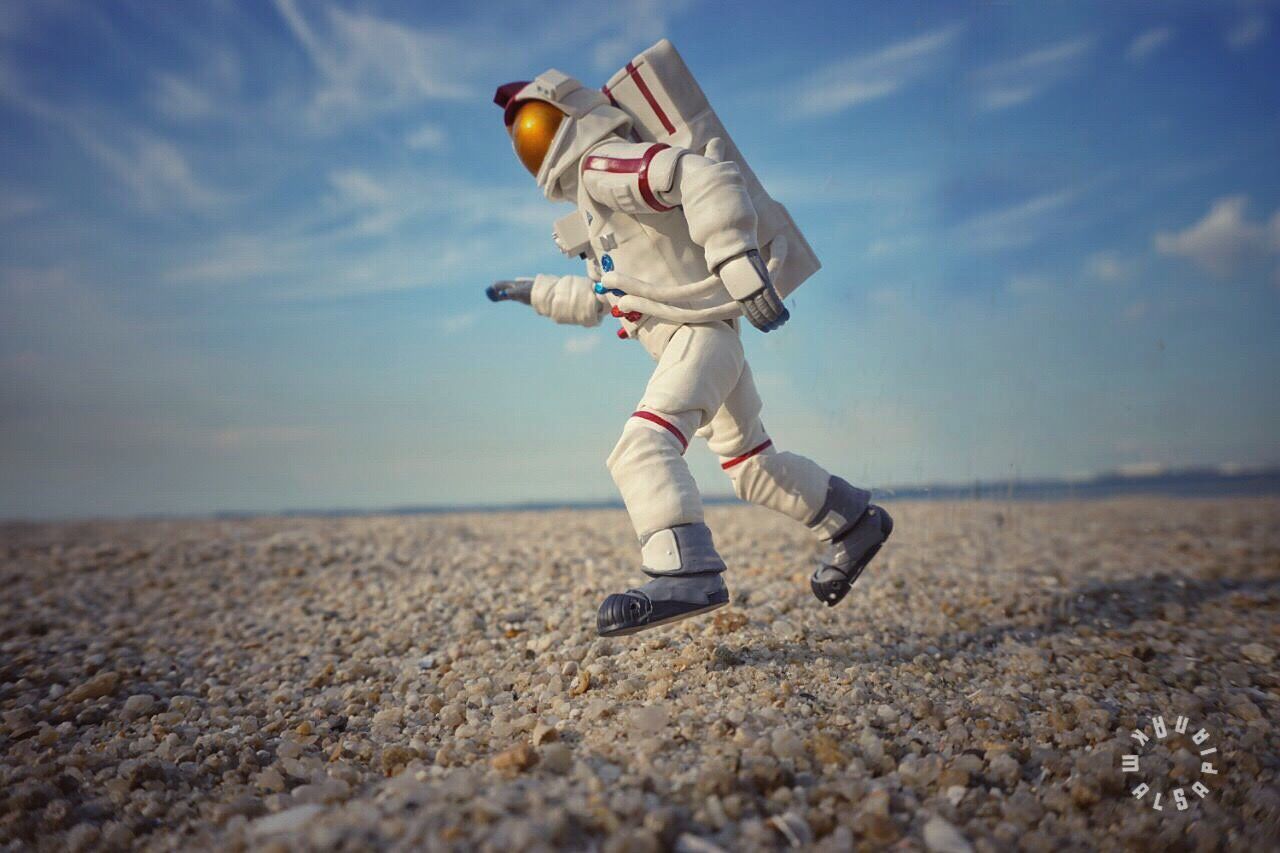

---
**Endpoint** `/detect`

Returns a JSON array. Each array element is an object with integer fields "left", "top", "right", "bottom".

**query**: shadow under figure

[{"left": 484, "top": 41, "right": 893, "bottom": 636}]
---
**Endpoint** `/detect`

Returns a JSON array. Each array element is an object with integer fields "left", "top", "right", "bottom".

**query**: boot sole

[{"left": 596, "top": 597, "right": 729, "bottom": 637}]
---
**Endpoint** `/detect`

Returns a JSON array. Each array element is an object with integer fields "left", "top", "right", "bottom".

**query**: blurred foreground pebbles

[{"left": 1, "top": 498, "right": 1278, "bottom": 850}]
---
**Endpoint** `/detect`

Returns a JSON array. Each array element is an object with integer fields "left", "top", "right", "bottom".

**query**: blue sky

[{"left": 1, "top": 0, "right": 1278, "bottom": 519}]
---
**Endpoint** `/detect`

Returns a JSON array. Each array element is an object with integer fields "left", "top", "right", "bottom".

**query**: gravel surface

[{"left": 2, "top": 498, "right": 1278, "bottom": 851}]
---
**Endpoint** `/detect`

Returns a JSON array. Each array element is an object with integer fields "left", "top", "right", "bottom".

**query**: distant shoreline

[
  {"left": 5, "top": 466, "right": 1277, "bottom": 525},
  {"left": 220, "top": 465, "right": 1280, "bottom": 520}
]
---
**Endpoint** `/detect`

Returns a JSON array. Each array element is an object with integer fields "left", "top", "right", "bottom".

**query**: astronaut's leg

[
  {"left": 702, "top": 364, "right": 894, "bottom": 607},
  {"left": 597, "top": 323, "right": 744, "bottom": 636}
]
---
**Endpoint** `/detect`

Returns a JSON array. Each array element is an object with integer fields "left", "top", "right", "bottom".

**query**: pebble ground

[{"left": 1, "top": 498, "right": 1278, "bottom": 851}]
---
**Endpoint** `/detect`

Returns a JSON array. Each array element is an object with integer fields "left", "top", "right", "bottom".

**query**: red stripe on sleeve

[
  {"left": 582, "top": 144, "right": 674, "bottom": 212},
  {"left": 721, "top": 439, "right": 773, "bottom": 470},
  {"left": 631, "top": 410, "right": 688, "bottom": 451},
  {"left": 637, "top": 143, "right": 673, "bottom": 212}
]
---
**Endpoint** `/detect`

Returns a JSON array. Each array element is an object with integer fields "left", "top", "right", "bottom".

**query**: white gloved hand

[{"left": 718, "top": 250, "right": 790, "bottom": 332}]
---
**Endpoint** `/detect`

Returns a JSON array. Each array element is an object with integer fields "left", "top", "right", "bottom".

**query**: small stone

[
  {"left": 531, "top": 721, "right": 559, "bottom": 745},
  {"left": 540, "top": 742, "right": 573, "bottom": 774},
  {"left": 122, "top": 694, "right": 155, "bottom": 720},
  {"left": 491, "top": 743, "right": 539, "bottom": 775},
  {"left": 987, "top": 753, "right": 1020, "bottom": 787},
  {"left": 770, "top": 729, "right": 805, "bottom": 761},
  {"left": 66, "top": 671, "right": 120, "bottom": 703},
  {"left": 632, "top": 704, "right": 669, "bottom": 735},
  {"left": 711, "top": 644, "right": 743, "bottom": 667},
  {"left": 372, "top": 708, "right": 403, "bottom": 728},
  {"left": 772, "top": 619, "right": 803, "bottom": 642},
  {"left": 381, "top": 745, "right": 416, "bottom": 775},
  {"left": 769, "top": 811, "right": 813, "bottom": 847},
  {"left": 711, "top": 609, "right": 748, "bottom": 634},
  {"left": 255, "top": 768, "right": 286, "bottom": 793},
  {"left": 808, "top": 732, "right": 845, "bottom": 766},
  {"left": 249, "top": 803, "right": 324, "bottom": 837},
  {"left": 923, "top": 815, "right": 972, "bottom": 853},
  {"left": 570, "top": 671, "right": 591, "bottom": 696},
  {"left": 1240, "top": 643, "right": 1274, "bottom": 666}
]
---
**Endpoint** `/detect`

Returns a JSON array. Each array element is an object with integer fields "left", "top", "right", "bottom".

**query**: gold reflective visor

[{"left": 510, "top": 100, "right": 564, "bottom": 175}]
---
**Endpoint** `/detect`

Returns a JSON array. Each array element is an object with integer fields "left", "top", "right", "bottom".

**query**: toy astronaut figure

[{"left": 485, "top": 41, "right": 893, "bottom": 636}]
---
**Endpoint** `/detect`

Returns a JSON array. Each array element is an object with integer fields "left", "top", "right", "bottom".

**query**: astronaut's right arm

[{"left": 486, "top": 274, "right": 606, "bottom": 327}]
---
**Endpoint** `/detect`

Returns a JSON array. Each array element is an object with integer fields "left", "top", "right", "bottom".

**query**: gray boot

[
  {"left": 596, "top": 523, "right": 730, "bottom": 637},
  {"left": 807, "top": 477, "right": 894, "bottom": 607}
]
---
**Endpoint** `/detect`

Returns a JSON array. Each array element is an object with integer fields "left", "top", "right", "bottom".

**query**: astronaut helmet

[{"left": 493, "top": 69, "right": 631, "bottom": 201}]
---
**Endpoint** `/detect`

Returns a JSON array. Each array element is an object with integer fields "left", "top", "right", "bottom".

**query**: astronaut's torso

[{"left": 574, "top": 139, "right": 712, "bottom": 357}]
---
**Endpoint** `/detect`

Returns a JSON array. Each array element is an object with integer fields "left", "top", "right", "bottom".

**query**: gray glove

[
  {"left": 485, "top": 278, "right": 534, "bottom": 305},
  {"left": 718, "top": 250, "right": 790, "bottom": 332}
]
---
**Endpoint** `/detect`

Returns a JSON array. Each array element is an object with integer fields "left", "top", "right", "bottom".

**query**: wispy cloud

[
  {"left": 588, "top": 0, "right": 694, "bottom": 71},
  {"left": 790, "top": 25, "right": 963, "bottom": 118},
  {"left": 272, "top": 0, "right": 481, "bottom": 126},
  {"left": 972, "top": 36, "right": 1093, "bottom": 111},
  {"left": 952, "top": 187, "right": 1080, "bottom": 251},
  {"left": 1126, "top": 26, "right": 1174, "bottom": 63},
  {"left": 439, "top": 312, "right": 478, "bottom": 334},
  {"left": 1085, "top": 251, "right": 1130, "bottom": 283},
  {"left": 0, "top": 58, "right": 222, "bottom": 212},
  {"left": 1155, "top": 195, "right": 1280, "bottom": 276},
  {"left": 1226, "top": 16, "right": 1269, "bottom": 50},
  {"left": 563, "top": 333, "right": 601, "bottom": 355},
  {"left": 405, "top": 123, "right": 446, "bottom": 150}
]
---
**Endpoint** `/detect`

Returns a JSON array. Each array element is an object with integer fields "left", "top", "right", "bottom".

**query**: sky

[{"left": 1, "top": 0, "right": 1278, "bottom": 519}]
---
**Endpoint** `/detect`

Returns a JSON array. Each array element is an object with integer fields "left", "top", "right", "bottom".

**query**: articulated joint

[
  {"left": 807, "top": 477, "right": 871, "bottom": 541},
  {"left": 640, "top": 523, "right": 726, "bottom": 577}
]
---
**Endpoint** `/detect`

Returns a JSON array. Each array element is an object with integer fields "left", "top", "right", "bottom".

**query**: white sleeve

[
  {"left": 581, "top": 141, "right": 687, "bottom": 215},
  {"left": 530, "top": 274, "right": 607, "bottom": 326},
  {"left": 666, "top": 154, "right": 759, "bottom": 272}
]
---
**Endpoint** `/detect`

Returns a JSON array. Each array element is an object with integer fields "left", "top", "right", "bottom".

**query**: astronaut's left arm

[
  {"left": 487, "top": 274, "right": 606, "bottom": 327},
  {"left": 656, "top": 148, "right": 789, "bottom": 331}
]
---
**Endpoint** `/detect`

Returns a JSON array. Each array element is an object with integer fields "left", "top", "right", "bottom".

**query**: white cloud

[
  {"left": 1126, "top": 26, "right": 1174, "bottom": 62},
  {"left": 791, "top": 25, "right": 963, "bottom": 118},
  {"left": 1226, "top": 16, "right": 1268, "bottom": 50},
  {"left": 151, "top": 72, "right": 216, "bottom": 121},
  {"left": 79, "top": 131, "right": 223, "bottom": 211},
  {"left": 953, "top": 187, "right": 1079, "bottom": 251},
  {"left": 0, "top": 60, "right": 221, "bottom": 212},
  {"left": 439, "top": 313, "right": 478, "bottom": 334},
  {"left": 405, "top": 123, "right": 446, "bottom": 150},
  {"left": 272, "top": 0, "right": 492, "bottom": 128},
  {"left": 563, "top": 333, "right": 602, "bottom": 355},
  {"left": 329, "top": 169, "right": 394, "bottom": 207},
  {"left": 588, "top": 0, "right": 693, "bottom": 71},
  {"left": 1085, "top": 251, "right": 1129, "bottom": 283},
  {"left": 972, "top": 36, "right": 1093, "bottom": 111},
  {"left": 1154, "top": 195, "right": 1280, "bottom": 276}
]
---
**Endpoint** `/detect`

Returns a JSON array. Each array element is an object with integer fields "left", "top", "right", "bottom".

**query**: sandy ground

[{"left": 1, "top": 498, "right": 1278, "bottom": 852}]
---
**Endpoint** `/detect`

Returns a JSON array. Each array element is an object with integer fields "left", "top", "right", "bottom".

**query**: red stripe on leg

[
  {"left": 630, "top": 410, "right": 688, "bottom": 452},
  {"left": 721, "top": 439, "right": 773, "bottom": 470}
]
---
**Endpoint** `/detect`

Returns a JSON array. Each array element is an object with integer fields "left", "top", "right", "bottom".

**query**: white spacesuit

[{"left": 487, "top": 48, "right": 892, "bottom": 636}]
